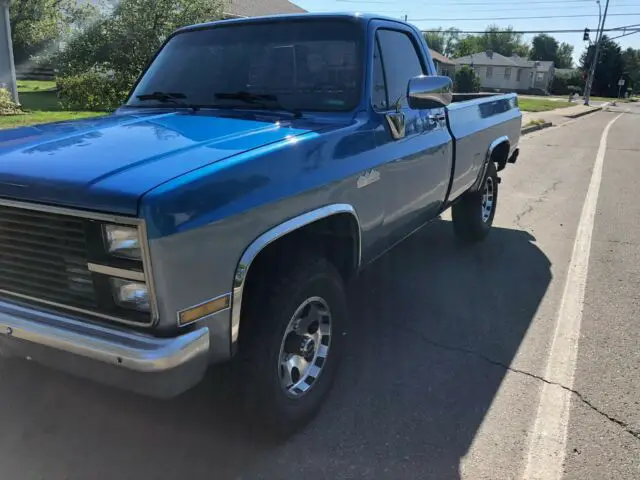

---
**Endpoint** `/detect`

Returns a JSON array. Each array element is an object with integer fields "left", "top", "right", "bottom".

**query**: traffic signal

[{"left": 583, "top": 28, "right": 590, "bottom": 41}]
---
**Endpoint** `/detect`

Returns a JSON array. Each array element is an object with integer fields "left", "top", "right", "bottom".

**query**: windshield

[{"left": 126, "top": 20, "right": 364, "bottom": 112}]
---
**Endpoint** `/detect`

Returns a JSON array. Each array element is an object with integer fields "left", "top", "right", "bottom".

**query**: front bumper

[{"left": 0, "top": 300, "right": 210, "bottom": 398}]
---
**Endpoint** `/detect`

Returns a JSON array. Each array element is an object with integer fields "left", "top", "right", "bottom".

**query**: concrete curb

[
  {"left": 521, "top": 122, "right": 553, "bottom": 135},
  {"left": 563, "top": 106, "right": 602, "bottom": 119}
]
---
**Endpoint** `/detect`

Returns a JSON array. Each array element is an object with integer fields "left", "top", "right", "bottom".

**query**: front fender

[{"left": 230, "top": 204, "right": 362, "bottom": 346}]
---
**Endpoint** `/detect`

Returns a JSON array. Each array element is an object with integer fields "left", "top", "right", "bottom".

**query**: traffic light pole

[{"left": 584, "top": 0, "right": 610, "bottom": 105}]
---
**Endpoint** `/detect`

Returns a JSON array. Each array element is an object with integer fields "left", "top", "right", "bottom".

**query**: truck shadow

[{"left": 0, "top": 220, "right": 551, "bottom": 480}]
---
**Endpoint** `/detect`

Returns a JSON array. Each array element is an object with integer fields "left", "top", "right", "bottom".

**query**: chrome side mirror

[{"left": 407, "top": 75, "right": 453, "bottom": 110}]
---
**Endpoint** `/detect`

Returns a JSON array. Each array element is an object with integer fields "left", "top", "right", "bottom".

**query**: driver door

[{"left": 371, "top": 25, "right": 453, "bottom": 248}]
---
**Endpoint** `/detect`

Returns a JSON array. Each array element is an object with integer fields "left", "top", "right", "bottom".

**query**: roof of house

[
  {"left": 225, "top": 0, "right": 306, "bottom": 17},
  {"left": 511, "top": 56, "right": 554, "bottom": 71},
  {"left": 454, "top": 52, "right": 555, "bottom": 71},
  {"left": 430, "top": 49, "right": 455, "bottom": 65},
  {"left": 453, "top": 51, "right": 518, "bottom": 67}
]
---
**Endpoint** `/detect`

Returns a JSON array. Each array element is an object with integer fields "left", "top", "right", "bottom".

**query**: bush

[
  {"left": 0, "top": 88, "right": 23, "bottom": 115},
  {"left": 550, "top": 75, "right": 569, "bottom": 95},
  {"left": 454, "top": 66, "right": 481, "bottom": 93},
  {"left": 57, "top": 71, "right": 130, "bottom": 111}
]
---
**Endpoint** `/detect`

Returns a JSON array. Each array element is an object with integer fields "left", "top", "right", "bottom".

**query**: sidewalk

[{"left": 522, "top": 104, "right": 604, "bottom": 130}]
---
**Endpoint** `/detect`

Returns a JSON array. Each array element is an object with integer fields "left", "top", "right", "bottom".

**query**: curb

[
  {"left": 521, "top": 122, "right": 553, "bottom": 135},
  {"left": 564, "top": 106, "right": 602, "bottom": 119}
]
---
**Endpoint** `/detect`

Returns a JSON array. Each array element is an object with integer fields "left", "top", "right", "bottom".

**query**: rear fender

[{"left": 471, "top": 136, "right": 510, "bottom": 192}]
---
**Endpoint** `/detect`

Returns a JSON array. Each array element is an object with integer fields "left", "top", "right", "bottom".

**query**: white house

[{"left": 453, "top": 51, "right": 555, "bottom": 93}]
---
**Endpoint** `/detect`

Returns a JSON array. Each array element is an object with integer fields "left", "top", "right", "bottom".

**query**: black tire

[
  {"left": 234, "top": 253, "right": 347, "bottom": 436},
  {"left": 452, "top": 161, "right": 498, "bottom": 243}
]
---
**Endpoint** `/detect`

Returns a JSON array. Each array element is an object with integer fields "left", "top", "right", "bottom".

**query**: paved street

[{"left": 1, "top": 104, "right": 639, "bottom": 479}]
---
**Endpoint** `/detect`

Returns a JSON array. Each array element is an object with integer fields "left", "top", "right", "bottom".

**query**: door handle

[{"left": 428, "top": 113, "right": 446, "bottom": 123}]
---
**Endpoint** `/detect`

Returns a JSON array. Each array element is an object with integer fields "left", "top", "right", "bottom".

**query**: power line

[
  {"left": 420, "top": 26, "right": 640, "bottom": 34},
  {"left": 408, "top": 13, "right": 640, "bottom": 21},
  {"left": 336, "top": 0, "right": 638, "bottom": 5},
  {"left": 349, "top": 5, "right": 640, "bottom": 14}
]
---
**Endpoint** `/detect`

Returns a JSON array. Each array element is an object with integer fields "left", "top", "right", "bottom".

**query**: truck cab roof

[{"left": 175, "top": 12, "right": 413, "bottom": 35}]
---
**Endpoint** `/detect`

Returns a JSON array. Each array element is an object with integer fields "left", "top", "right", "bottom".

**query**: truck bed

[{"left": 445, "top": 93, "right": 522, "bottom": 201}]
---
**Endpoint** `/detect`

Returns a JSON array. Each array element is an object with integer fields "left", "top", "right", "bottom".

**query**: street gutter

[{"left": 521, "top": 122, "right": 553, "bottom": 135}]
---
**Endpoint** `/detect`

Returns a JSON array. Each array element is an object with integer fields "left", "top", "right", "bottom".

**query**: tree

[
  {"left": 478, "top": 25, "right": 529, "bottom": 57},
  {"left": 453, "top": 36, "right": 481, "bottom": 57},
  {"left": 454, "top": 66, "right": 481, "bottom": 93},
  {"left": 622, "top": 47, "right": 640, "bottom": 92},
  {"left": 57, "top": 0, "right": 225, "bottom": 108},
  {"left": 556, "top": 43, "right": 574, "bottom": 68},
  {"left": 9, "top": 0, "right": 100, "bottom": 66},
  {"left": 580, "top": 35, "right": 624, "bottom": 97},
  {"left": 424, "top": 28, "right": 461, "bottom": 57},
  {"left": 451, "top": 25, "right": 528, "bottom": 58},
  {"left": 529, "top": 34, "right": 573, "bottom": 68}
]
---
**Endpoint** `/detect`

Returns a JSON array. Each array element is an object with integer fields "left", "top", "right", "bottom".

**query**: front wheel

[
  {"left": 234, "top": 254, "right": 347, "bottom": 435},
  {"left": 452, "top": 161, "right": 498, "bottom": 242}
]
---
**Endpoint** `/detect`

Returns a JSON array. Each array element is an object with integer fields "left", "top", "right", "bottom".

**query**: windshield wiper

[
  {"left": 135, "top": 91, "right": 200, "bottom": 111},
  {"left": 214, "top": 91, "right": 302, "bottom": 118}
]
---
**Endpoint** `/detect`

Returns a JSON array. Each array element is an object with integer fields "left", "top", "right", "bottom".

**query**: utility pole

[
  {"left": 0, "top": 0, "right": 18, "bottom": 104},
  {"left": 584, "top": 0, "right": 610, "bottom": 105}
]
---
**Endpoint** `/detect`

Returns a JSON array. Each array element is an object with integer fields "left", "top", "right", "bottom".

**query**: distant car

[{"left": 0, "top": 13, "right": 521, "bottom": 433}]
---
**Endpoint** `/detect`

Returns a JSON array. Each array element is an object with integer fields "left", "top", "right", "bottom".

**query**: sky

[{"left": 293, "top": 0, "right": 640, "bottom": 66}]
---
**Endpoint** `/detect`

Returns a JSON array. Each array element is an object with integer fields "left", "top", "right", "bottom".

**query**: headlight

[
  {"left": 111, "top": 278, "right": 150, "bottom": 312},
  {"left": 103, "top": 225, "right": 141, "bottom": 260}
]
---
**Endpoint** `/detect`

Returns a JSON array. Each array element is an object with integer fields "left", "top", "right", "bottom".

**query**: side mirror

[{"left": 407, "top": 75, "right": 453, "bottom": 110}]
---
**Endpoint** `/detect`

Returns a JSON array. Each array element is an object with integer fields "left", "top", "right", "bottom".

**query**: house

[
  {"left": 224, "top": 0, "right": 306, "bottom": 18},
  {"left": 430, "top": 50, "right": 455, "bottom": 78},
  {"left": 510, "top": 56, "right": 554, "bottom": 92},
  {"left": 453, "top": 51, "right": 555, "bottom": 93}
]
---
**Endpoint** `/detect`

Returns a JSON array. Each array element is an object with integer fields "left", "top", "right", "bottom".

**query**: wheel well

[
  {"left": 242, "top": 212, "right": 360, "bottom": 302},
  {"left": 490, "top": 141, "right": 510, "bottom": 171}
]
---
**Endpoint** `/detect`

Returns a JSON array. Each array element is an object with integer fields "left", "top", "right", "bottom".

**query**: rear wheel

[
  {"left": 235, "top": 254, "right": 347, "bottom": 435},
  {"left": 452, "top": 161, "right": 498, "bottom": 242}
]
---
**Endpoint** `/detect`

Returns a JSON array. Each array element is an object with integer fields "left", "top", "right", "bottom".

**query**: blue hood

[{"left": 0, "top": 111, "right": 320, "bottom": 214}]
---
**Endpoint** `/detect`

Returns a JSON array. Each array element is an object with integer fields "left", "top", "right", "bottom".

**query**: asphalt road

[{"left": 0, "top": 104, "right": 639, "bottom": 479}]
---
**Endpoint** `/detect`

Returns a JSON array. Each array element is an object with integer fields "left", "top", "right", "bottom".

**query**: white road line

[{"left": 522, "top": 113, "right": 624, "bottom": 480}]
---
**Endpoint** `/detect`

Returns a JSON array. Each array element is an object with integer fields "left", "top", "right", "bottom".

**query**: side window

[
  {"left": 372, "top": 38, "right": 388, "bottom": 110},
  {"left": 376, "top": 29, "right": 425, "bottom": 109}
]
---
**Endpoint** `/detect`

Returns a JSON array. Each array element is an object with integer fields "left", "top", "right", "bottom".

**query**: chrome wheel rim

[
  {"left": 278, "top": 296, "right": 332, "bottom": 398},
  {"left": 481, "top": 176, "right": 495, "bottom": 223}
]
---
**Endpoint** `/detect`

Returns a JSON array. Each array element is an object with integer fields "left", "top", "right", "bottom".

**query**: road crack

[
  {"left": 514, "top": 180, "right": 562, "bottom": 228},
  {"left": 404, "top": 325, "right": 640, "bottom": 441}
]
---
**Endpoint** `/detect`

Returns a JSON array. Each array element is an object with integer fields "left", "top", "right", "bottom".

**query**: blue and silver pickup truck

[{"left": 0, "top": 13, "right": 520, "bottom": 432}]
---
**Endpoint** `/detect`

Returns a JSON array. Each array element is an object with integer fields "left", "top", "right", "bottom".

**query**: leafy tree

[
  {"left": 453, "top": 36, "right": 482, "bottom": 57},
  {"left": 57, "top": 0, "right": 225, "bottom": 109},
  {"left": 556, "top": 43, "right": 574, "bottom": 69},
  {"left": 478, "top": 25, "right": 529, "bottom": 57},
  {"left": 580, "top": 35, "right": 624, "bottom": 97},
  {"left": 451, "top": 25, "right": 528, "bottom": 58},
  {"left": 530, "top": 34, "right": 573, "bottom": 68},
  {"left": 9, "top": 0, "right": 100, "bottom": 66},
  {"left": 454, "top": 66, "right": 481, "bottom": 93},
  {"left": 424, "top": 28, "right": 461, "bottom": 57},
  {"left": 622, "top": 47, "right": 640, "bottom": 92}
]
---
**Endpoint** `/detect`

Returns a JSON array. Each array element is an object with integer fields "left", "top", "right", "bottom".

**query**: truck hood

[{"left": 0, "top": 110, "right": 321, "bottom": 215}]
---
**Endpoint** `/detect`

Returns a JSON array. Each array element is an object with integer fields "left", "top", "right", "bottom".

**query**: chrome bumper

[{"left": 0, "top": 300, "right": 210, "bottom": 397}]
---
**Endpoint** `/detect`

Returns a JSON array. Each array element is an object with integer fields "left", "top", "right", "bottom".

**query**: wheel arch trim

[
  {"left": 473, "top": 135, "right": 510, "bottom": 191},
  {"left": 230, "top": 204, "right": 362, "bottom": 346}
]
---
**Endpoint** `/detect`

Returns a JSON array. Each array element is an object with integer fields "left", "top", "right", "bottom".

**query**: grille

[{"left": 0, "top": 205, "right": 98, "bottom": 310}]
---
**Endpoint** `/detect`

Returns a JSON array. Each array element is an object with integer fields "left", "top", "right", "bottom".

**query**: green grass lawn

[
  {"left": 518, "top": 98, "right": 572, "bottom": 112},
  {"left": 1, "top": 80, "right": 106, "bottom": 130}
]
